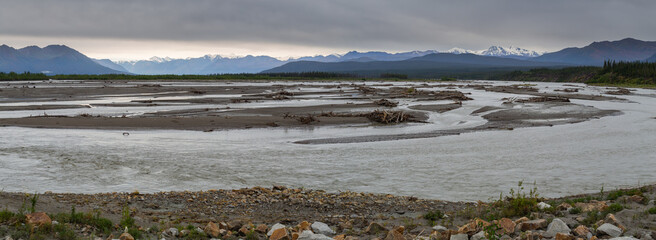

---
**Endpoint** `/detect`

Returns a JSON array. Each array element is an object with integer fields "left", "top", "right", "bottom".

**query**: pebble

[
  {"left": 432, "top": 225, "right": 448, "bottom": 232},
  {"left": 471, "top": 231, "right": 486, "bottom": 240},
  {"left": 537, "top": 202, "right": 552, "bottom": 210},
  {"left": 450, "top": 233, "right": 469, "bottom": 240},
  {"left": 298, "top": 230, "right": 333, "bottom": 240}
]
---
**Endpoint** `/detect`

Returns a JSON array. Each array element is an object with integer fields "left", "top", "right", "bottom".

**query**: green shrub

[
  {"left": 606, "top": 203, "right": 624, "bottom": 213},
  {"left": 568, "top": 207, "right": 582, "bottom": 214},
  {"left": 647, "top": 207, "right": 656, "bottom": 214}
]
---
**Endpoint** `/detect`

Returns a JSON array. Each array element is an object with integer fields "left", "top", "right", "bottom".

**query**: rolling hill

[
  {"left": 534, "top": 38, "right": 656, "bottom": 66},
  {"left": 0, "top": 45, "right": 124, "bottom": 74}
]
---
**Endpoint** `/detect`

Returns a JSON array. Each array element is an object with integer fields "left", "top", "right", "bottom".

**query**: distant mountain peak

[{"left": 443, "top": 46, "right": 543, "bottom": 58}]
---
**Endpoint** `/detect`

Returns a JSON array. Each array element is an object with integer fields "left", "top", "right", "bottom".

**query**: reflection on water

[{"left": 0, "top": 81, "right": 655, "bottom": 201}]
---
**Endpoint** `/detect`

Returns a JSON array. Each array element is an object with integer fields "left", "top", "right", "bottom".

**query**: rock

[
  {"left": 384, "top": 227, "right": 406, "bottom": 240},
  {"left": 459, "top": 219, "right": 490, "bottom": 234},
  {"left": 557, "top": 203, "right": 573, "bottom": 211},
  {"left": 181, "top": 229, "right": 190, "bottom": 236},
  {"left": 344, "top": 237, "right": 359, "bottom": 240},
  {"left": 597, "top": 223, "right": 623, "bottom": 238},
  {"left": 433, "top": 225, "right": 448, "bottom": 232},
  {"left": 573, "top": 225, "right": 590, "bottom": 236},
  {"left": 298, "top": 221, "right": 311, "bottom": 231},
  {"left": 520, "top": 219, "right": 547, "bottom": 231},
  {"left": 205, "top": 222, "right": 220, "bottom": 238},
  {"left": 312, "top": 222, "right": 336, "bottom": 235},
  {"left": 575, "top": 201, "right": 608, "bottom": 212},
  {"left": 605, "top": 214, "right": 626, "bottom": 231},
  {"left": 608, "top": 238, "right": 639, "bottom": 240},
  {"left": 256, "top": 224, "right": 269, "bottom": 233},
  {"left": 269, "top": 223, "right": 287, "bottom": 236},
  {"left": 537, "top": 202, "right": 552, "bottom": 210},
  {"left": 629, "top": 195, "right": 646, "bottom": 204},
  {"left": 471, "top": 231, "right": 486, "bottom": 240},
  {"left": 119, "top": 233, "right": 135, "bottom": 240},
  {"left": 218, "top": 222, "right": 229, "bottom": 230},
  {"left": 556, "top": 233, "right": 575, "bottom": 240},
  {"left": 270, "top": 227, "right": 290, "bottom": 240},
  {"left": 514, "top": 217, "right": 530, "bottom": 225},
  {"left": 334, "top": 235, "right": 346, "bottom": 240},
  {"left": 450, "top": 233, "right": 469, "bottom": 240},
  {"left": 649, "top": 200, "right": 655, "bottom": 205},
  {"left": 26, "top": 212, "right": 52, "bottom": 226},
  {"left": 298, "top": 230, "right": 333, "bottom": 240},
  {"left": 641, "top": 232, "right": 654, "bottom": 240},
  {"left": 544, "top": 219, "right": 570, "bottom": 238},
  {"left": 498, "top": 218, "right": 516, "bottom": 234},
  {"left": 4, "top": 236, "right": 13, "bottom": 240},
  {"left": 240, "top": 226, "right": 251, "bottom": 235},
  {"left": 500, "top": 235, "right": 511, "bottom": 240},
  {"left": 365, "top": 222, "right": 387, "bottom": 234}
]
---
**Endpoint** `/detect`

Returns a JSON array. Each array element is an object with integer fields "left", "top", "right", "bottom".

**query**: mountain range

[
  {"left": 0, "top": 45, "right": 123, "bottom": 74},
  {"left": 2, "top": 38, "right": 656, "bottom": 76}
]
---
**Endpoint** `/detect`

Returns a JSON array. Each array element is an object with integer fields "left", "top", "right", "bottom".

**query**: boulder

[
  {"left": 257, "top": 224, "right": 269, "bottom": 233},
  {"left": 556, "top": 233, "right": 575, "bottom": 240},
  {"left": 205, "top": 222, "right": 220, "bottom": 238},
  {"left": 459, "top": 219, "right": 490, "bottom": 234},
  {"left": 269, "top": 223, "right": 286, "bottom": 236},
  {"left": 597, "top": 223, "right": 622, "bottom": 238},
  {"left": 450, "top": 233, "right": 469, "bottom": 240},
  {"left": 270, "top": 227, "right": 290, "bottom": 240},
  {"left": 298, "top": 221, "right": 311, "bottom": 231},
  {"left": 312, "top": 222, "right": 336, "bottom": 235},
  {"left": 433, "top": 225, "right": 448, "bottom": 232},
  {"left": 520, "top": 219, "right": 547, "bottom": 231},
  {"left": 167, "top": 227, "right": 179, "bottom": 237},
  {"left": 537, "top": 202, "right": 552, "bottom": 210},
  {"left": 629, "top": 195, "right": 646, "bottom": 204},
  {"left": 514, "top": 217, "right": 530, "bottom": 225},
  {"left": 573, "top": 225, "right": 590, "bottom": 236},
  {"left": 119, "top": 233, "right": 135, "bottom": 240},
  {"left": 333, "top": 234, "right": 346, "bottom": 240},
  {"left": 471, "top": 231, "right": 486, "bottom": 240},
  {"left": 298, "top": 230, "right": 333, "bottom": 240},
  {"left": 608, "top": 238, "right": 639, "bottom": 240},
  {"left": 384, "top": 227, "right": 405, "bottom": 240},
  {"left": 498, "top": 218, "right": 516, "bottom": 234},
  {"left": 26, "top": 212, "right": 52, "bottom": 226},
  {"left": 543, "top": 219, "right": 570, "bottom": 238},
  {"left": 605, "top": 214, "right": 626, "bottom": 231}
]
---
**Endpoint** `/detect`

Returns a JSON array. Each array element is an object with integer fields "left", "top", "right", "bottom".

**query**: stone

[
  {"left": 344, "top": 237, "right": 359, "bottom": 240},
  {"left": 240, "top": 226, "right": 251, "bottom": 235},
  {"left": 514, "top": 217, "right": 530, "bottom": 225},
  {"left": 556, "top": 233, "right": 575, "bottom": 240},
  {"left": 270, "top": 227, "right": 290, "bottom": 240},
  {"left": 257, "top": 224, "right": 269, "bottom": 233},
  {"left": 205, "top": 222, "right": 220, "bottom": 238},
  {"left": 537, "top": 202, "right": 552, "bottom": 210},
  {"left": 608, "top": 238, "right": 640, "bottom": 240},
  {"left": 298, "top": 230, "right": 333, "bottom": 240},
  {"left": 629, "top": 195, "right": 646, "bottom": 204},
  {"left": 471, "top": 231, "right": 486, "bottom": 240},
  {"left": 385, "top": 228, "right": 406, "bottom": 240},
  {"left": 605, "top": 214, "right": 626, "bottom": 231},
  {"left": 119, "top": 233, "right": 135, "bottom": 240},
  {"left": 334, "top": 234, "right": 346, "bottom": 240},
  {"left": 312, "top": 222, "right": 336, "bottom": 235},
  {"left": 544, "top": 219, "right": 571, "bottom": 238},
  {"left": 181, "top": 229, "right": 190, "bottom": 236},
  {"left": 597, "top": 223, "right": 623, "bottom": 238},
  {"left": 641, "top": 232, "right": 654, "bottom": 240},
  {"left": 269, "top": 223, "right": 287, "bottom": 236},
  {"left": 459, "top": 219, "right": 490, "bottom": 234},
  {"left": 218, "top": 222, "right": 229, "bottom": 230},
  {"left": 500, "top": 235, "right": 511, "bottom": 240},
  {"left": 557, "top": 203, "right": 573, "bottom": 211},
  {"left": 498, "top": 218, "right": 516, "bottom": 234},
  {"left": 520, "top": 219, "right": 547, "bottom": 231},
  {"left": 364, "top": 222, "right": 387, "bottom": 234},
  {"left": 26, "top": 212, "right": 52, "bottom": 226},
  {"left": 433, "top": 225, "right": 448, "bottom": 232},
  {"left": 298, "top": 221, "right": 311, "bottom": 231},
  {"left": 573, "top": 225, "right": 590, "bottom": 236},
  {"left": 450, "top": 233, "right": 469, "bottom": 240},
  {"left": 575, "top": 201, "right": 608, "bottom": 212}
]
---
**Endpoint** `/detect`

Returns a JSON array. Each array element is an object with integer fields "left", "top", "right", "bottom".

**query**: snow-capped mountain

[{"left": 443, "top": 46, "right": 543, "bottom": 59}]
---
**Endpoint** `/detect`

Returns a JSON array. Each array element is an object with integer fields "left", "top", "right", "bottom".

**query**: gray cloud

[{"left": 1, "top": 0, "right": 655, "bottom": 54}]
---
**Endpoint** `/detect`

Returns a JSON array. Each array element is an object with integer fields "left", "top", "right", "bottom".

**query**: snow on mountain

[{"left": 443, "top": 46, "right": 543, "bottom": 58}]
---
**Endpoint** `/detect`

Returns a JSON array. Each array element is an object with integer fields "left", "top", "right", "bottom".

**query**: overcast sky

[{"left": 1, "top": 0, "right": 654, "bottom": 60}]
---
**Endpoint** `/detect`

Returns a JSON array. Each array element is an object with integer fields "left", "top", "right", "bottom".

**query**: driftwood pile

[
  {"left": 504, "top": 96, "right": 570, "bottom": 104},
  {"left": 374, "top": 99, "right": 398, "bottom": 107},
  {"left": 605, "top": 88, "right": 631, "bottom": 95},
  {"left": 554, "top": 88, "right": 579, "bottom": 93},
  {"left": 363, "top": 110, "right": 414, "bottom": 124},
  {"left": 432, "top": 90, "right": 473, "bottom": 101},
  {"left": 266, "top": 91, "right": 294, "bottom": 100}
]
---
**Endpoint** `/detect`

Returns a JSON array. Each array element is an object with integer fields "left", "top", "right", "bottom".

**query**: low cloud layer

[{"left": 2, "top": 0, "right": 654, "bottom": 59}]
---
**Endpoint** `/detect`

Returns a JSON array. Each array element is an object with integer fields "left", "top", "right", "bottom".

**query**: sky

[{"left": 1, "top": 0, "right": 655, "bottom": 61}]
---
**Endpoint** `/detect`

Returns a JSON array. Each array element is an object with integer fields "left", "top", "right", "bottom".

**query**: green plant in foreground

[
  {"left": 648, "top": 207, "right": 656, "bottom": 214},
  {"left": 490, "top": 181, "right": 540, "bottom": 218},
  {"left": 29, "top": 193, "right": 39, "bottom": 214},
  {"left": 568, "top": 207, "right": 582, "bottom": 214},
  {"left": 423, "top": 209, "right": 443, "bottom": 226},
  {"left": 481, "top": 222, "right": 502, "bottom": 240},
  {"left": 607, "top": 203, "right": 624, "bottom": 213}
]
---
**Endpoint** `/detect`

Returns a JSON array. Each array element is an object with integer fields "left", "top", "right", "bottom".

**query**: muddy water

[{"left": 0, "top": 81, "right": 655, "bottom": 201}]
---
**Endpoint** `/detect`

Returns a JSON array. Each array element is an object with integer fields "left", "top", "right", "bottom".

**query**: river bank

[{"left": 0, "top": 185, "right": 655, "bottom": 240}]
